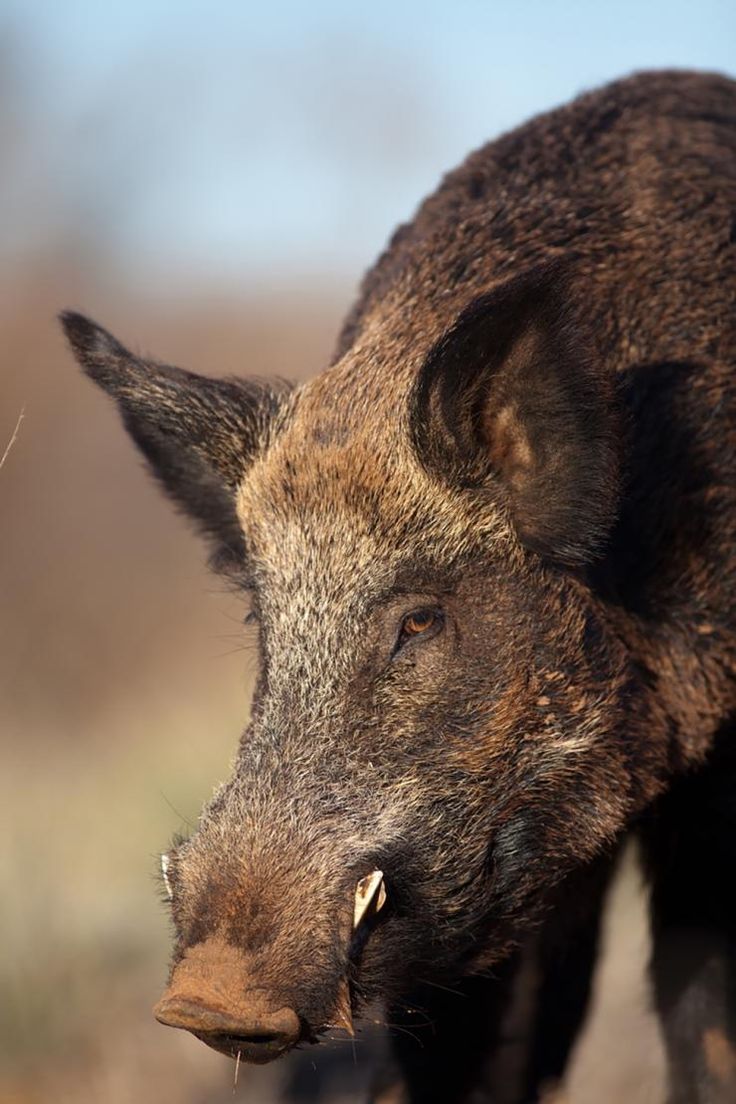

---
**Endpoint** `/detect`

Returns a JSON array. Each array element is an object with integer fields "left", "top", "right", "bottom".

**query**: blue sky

[{"left": 2, "top": 0, "right": 734, "bottom": 288}]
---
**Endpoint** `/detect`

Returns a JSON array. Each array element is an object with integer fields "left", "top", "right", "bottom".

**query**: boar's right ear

[
  {"left": 409, "top": 264, "right": 619, "bottom": 565},
  {"left": 61, "top": 312, "right": 291, "bottom": 572}
]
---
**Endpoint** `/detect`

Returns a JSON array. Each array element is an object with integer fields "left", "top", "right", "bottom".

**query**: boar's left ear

[
  {"left": 61, "top": 312, "right": 291, "bottom": 572},
  {"left": 409, "top": 264, "right": 619, "bottom": 565}
]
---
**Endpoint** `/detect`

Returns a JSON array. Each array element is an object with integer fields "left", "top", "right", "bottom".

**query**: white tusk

[
  {"left": 353, "top": 869, "right": 386, "bottom": 928},
  {"left": 161, "top": 853, "right": 173, "bottom": 900}
]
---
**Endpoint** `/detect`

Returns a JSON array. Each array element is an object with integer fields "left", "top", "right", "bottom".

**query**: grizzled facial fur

[{"left": 62, "top": 265, "right": 655, "bottom": 1059}]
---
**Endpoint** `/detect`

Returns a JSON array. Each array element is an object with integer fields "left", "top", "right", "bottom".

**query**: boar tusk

[
  {"left": 161, "top": 853, "right": 173, "bottom": 900},
  {"left": 330, "top": 976, "right": 354, "bottom": 1037},
  {"left": 353, "top": 869, "right": 386, "bottom": 928}
]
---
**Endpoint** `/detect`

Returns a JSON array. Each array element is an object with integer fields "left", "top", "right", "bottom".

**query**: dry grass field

[{"left": 1, "top": 275, "right": 667, "bottom": 1104}]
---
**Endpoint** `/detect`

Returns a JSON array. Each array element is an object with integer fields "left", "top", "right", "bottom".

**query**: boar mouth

[
  {"left": 154, "top": 991, "right": 307, "bottom": 1063},
  {"left": 193, "top": 1028, "right": 303, "bottom": 1065}
]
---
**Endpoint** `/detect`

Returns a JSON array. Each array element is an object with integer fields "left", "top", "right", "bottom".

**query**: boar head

[{"left": 62, "top": 265, "right": 656, "bottom": 1063}]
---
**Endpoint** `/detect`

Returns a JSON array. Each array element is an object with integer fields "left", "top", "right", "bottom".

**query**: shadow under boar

[{"left": 63, "top": 69, "right": 736, "bottom": 1104}]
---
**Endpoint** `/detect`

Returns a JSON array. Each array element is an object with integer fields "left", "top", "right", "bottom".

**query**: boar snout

[
  {"left": 153, "top": 936, "right": 302, "bottom": 1063},
  {"left": 154, "top": 994, "right": 300, "bottom": 1063},
  {"left": 153, "top": 869, "right": 389, "bottom": 1061}
]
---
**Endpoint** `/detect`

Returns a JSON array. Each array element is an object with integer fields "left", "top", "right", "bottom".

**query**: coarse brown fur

[{"left": 64, "top": 70, "right": 736, "bottom": 1102}]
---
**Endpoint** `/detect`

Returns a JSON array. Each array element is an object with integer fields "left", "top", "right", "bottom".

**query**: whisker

[
  {"left": 415, "top": 977, "right": 466, "bottom": 997},
  {"left": 363, "top": 1018, "right": 426, "bottom": 1047},
  {"left": 159, "top": 792, "right": 196, "bottom": 830},
  {"left": 390, "top": 1011, "right": 435, "bottom": 1030},
  {"left": 210, "top": 630, "right": 254, "bottom": 642},
  {"left": 384, "top": 1023, "right": 425, "bottom": 1047},
  {"left": 211, "top": 644, "right": 256, "bottom": 660},
  {"left": 320, "top": 1033, "right": 367, "bottom": 1044}
]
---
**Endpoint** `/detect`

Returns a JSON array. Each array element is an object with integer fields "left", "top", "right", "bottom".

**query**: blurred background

[{"left": 1, "top": 2, "right": 733, "bottom": 1102}]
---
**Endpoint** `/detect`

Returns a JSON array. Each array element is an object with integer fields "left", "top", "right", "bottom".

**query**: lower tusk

[
  {"left": 354, "top": 869, "right": 386, "bottom": 928},
  {"left": 330, "top": 976, "right": 354, "bottom": 1036}
]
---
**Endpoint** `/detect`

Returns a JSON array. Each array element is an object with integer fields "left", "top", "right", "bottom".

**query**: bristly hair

[
  {"left": 60, "top": 310, "right": 295, "bottom": 573},
  {"left": 409, "top": 262, "right": 620, "bottom": 566}
]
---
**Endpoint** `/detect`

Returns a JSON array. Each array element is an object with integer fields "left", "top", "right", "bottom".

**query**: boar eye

[{"left": 396, "top": 607, "right": 444, "bottom": 651}]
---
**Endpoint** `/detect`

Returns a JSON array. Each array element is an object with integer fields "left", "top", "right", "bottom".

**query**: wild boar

[{"left": 63, "top": 69, "right": 736, "bottom": 1103}]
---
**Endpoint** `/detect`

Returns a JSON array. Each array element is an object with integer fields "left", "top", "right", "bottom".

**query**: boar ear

[
  {"left": 409, "top": 264, "right": 619, "bottom": 565},
  {"left": 61, "top": 312, "right": 291, "bottom": 572}
]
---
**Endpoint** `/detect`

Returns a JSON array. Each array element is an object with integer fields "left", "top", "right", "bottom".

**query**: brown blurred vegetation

[{"left": 0, "top": 263, "right": 363, "bottom": 1103}]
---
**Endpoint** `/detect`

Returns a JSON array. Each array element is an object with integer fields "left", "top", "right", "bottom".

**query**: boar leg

[
  {"left": 374, "top": 853, "right": 614, "bottom": 1104},
  {"left": 372, "top": 952, "right": 522, "bottom": 1104},
  {"left": 516, "top": 849, "right": 615, "bottom": 1102},
  {"left": 641, "top": 742, "right": 736, "bottom": 1104}
]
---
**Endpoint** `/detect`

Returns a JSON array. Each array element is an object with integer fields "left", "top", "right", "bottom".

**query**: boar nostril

[{"left": 154, "top": 996, "right": 301, "bottom": 1061}]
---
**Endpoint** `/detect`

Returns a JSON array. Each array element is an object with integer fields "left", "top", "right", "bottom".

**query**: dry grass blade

[{"left": 0, "top": 407, "right": 25, "bottom": 472}]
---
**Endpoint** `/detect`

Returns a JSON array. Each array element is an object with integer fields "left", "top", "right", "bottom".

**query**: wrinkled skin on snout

[{"left": 62, "top": 264, "right": 667, "bottom": 1062}]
